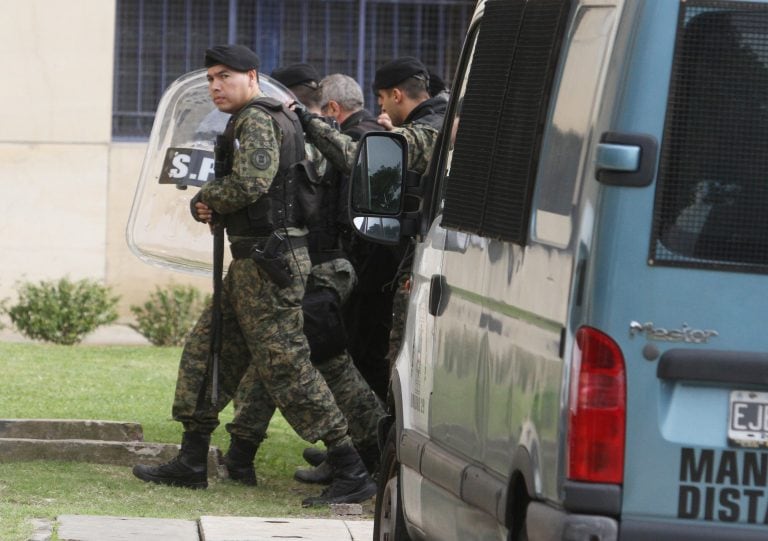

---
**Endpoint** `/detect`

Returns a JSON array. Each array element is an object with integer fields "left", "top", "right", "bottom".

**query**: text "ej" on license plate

[{"left": 728, "top": 390, "right": 768, "bottom": 448}]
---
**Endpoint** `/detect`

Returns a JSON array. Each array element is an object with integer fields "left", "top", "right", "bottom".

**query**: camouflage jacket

[
  {"left": 305, "top": 112, "right": 440, "bottom": 177},
  {"left": 200, "top": 93, "right": 282, "bottom": 215}
]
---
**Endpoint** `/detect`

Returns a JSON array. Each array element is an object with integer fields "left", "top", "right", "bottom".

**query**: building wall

[
  {"left": 0, "top": 0, "right": 470, "bottom": 321},
  {"left": 0, "top": 1, "right": 206, "bottom": 319}
]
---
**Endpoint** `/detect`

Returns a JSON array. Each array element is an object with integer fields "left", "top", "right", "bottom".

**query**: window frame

[{"left": 423, "top": 17, "right": 482, "bottom": 229}]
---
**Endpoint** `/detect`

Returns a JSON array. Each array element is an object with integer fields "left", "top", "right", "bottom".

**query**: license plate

[{"left": 728, "top": 390, "right": 768, "bottom": 448}]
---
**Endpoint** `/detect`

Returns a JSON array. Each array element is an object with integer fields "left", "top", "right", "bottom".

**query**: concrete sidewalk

[{"left": 33, "top": 514, "right": 373, "bottom": 541}]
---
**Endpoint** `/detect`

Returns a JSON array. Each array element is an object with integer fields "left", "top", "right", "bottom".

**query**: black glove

[
  {"left": 190, "top": 191, "right": 206, "bottom": 223},
  {"left": 291, "top": 101, "right": 321, "bottom": 130},
  {"left": 319, "top": 115, "right": 340, "bottom": 131}
]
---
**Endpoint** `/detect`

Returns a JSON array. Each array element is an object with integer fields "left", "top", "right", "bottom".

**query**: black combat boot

[
  {"left": 132, "top": 431, "right": 209, "bottom": 489},
  {"left": 295, "top": 442, "right": 380, "bottom": 484},
  {"left": 223, "top": 436, "right": 258, "bottom": 486},
  {"left": 301, "top": 443, "right": 377, "bottom": 507},
  {"left": 294, "top": 459, "right": 333, "bottom": 484},
  {"left": 358, "top": 441, "right": 381, "bottom": 477},
  {"left": 302, "top": 447, "right": 327, "bottom": 467}
]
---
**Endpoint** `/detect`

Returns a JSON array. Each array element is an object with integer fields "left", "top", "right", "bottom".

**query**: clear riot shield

[{"left": 126, "top": 70, "right": 295, "bottom": 275}]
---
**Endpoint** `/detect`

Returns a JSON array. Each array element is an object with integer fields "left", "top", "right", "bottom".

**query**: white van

[{"left": 350, "top": 0, "right": 768, "bottom": 539}]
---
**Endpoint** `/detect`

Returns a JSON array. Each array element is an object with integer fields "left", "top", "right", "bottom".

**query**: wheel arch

[
  {"left": 504, "top": 446, "right": 537, "bottom": 537},
  {"left": 379, "top": 365, "right": 406, "bottom": 455}
]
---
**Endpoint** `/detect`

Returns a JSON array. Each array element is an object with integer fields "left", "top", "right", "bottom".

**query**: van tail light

[{"left": 567, "top": 326, "right": 626, "bottom": 484}]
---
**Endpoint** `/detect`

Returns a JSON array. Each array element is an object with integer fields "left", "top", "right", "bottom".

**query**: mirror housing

[{"left": 349, "top": 131, "right": 416, "bottom": 245}]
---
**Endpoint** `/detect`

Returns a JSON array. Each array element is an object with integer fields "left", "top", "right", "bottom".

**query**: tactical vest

[
  {"left": 307, "top": 110, "right": 383, "bottom": 264},
  {"left": 219, "top": 97, "right": 306, "bottom": 237},
  {"left": 306, "top": 161, "right": 344, "bottom": 264}
]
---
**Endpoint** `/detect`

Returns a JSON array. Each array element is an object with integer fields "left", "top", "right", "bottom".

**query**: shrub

[
  {"left": 130, "top": 284, "right": 208, "bottom": 346},
  {"left": 5, "top": 278, "right": 119, "bottom": 345},
  {"left": 0, "top": 299, "right": 7, "bottom": 330}
]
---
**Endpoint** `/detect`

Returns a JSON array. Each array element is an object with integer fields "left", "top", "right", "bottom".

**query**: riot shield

[{"left": 126, "top": 69, "right": 295, "bottom": 274}]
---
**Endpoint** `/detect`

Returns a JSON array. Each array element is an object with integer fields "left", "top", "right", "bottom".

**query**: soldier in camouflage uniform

[
  {"left": 297, "top": 57, "right": 445, "bottom": 178},
  {"left": 294, "top": 56, "right": 446, "bottom": 409},
  {"left": 132, "top": 44, "right": 376, "bottom": 508},
  {"left": 272, "top": 68, "right": 386, "bottom": 484},
  {"left": 271, "top": 63, "right": 329, "bottom": 176}
]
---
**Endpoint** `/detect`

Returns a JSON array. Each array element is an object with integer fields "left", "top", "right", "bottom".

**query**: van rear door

[{"left": 587, "top": 2, "right": 768, "bottom": 537}]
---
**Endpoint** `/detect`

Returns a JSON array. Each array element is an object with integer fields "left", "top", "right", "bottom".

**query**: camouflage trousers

[
  {"left": 172, "top": 245, "right": 350, "bottom": 448},
  {"left": 308, "top": 258, "right": 357, "bottom": 303},
  {"left": 308, "top": 258, "right": 385, "bottom": 450}
]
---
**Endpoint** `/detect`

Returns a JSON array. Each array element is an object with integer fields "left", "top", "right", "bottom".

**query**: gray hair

[{"left": 320, "top": 73, "right": 364, "bottom": 112}]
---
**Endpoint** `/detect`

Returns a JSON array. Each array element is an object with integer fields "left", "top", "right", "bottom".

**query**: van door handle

[
  {"left": 595, "top": 143, "right": 640, "bottom": 172},
  {"left": 658, "top": 349, "right": 768, "bottom": 386},
  {"left": 429, "top": 274, "right": 448, "bottom": 317},
  {"left": 595, "top": 132, "right": 658, "bottom": 187}
]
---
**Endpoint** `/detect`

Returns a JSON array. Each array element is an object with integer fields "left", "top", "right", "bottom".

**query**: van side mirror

[{"left": 349, "top": 132, "right": 408, "bottom": 245}]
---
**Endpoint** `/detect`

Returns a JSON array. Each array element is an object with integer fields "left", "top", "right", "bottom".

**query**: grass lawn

[{"left": 0, "top": 342, "right": 365, "bottom": 541}]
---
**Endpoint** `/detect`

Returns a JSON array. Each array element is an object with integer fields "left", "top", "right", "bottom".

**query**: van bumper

[
  {"left": 620, "top": 518, "right": 768, "bottom": 540},
  {"left": 526, "top": 505, "right": 768, "bottom": 541},
  {"left": 526, "top": 501, "right": 618, "bottom": 541}
]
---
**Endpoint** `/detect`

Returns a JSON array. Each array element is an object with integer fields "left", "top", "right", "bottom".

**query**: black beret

[
  {"left": 427, "top": 69, "right": 448, "bottom": 97},
  {"left": 372, "top": 56, "right": 428, "bottom": 92},
  {"left": 271, "top": 63, "right": 320, "bottom": 88},
  {"left": 204, "top": 44, "right": 260, "bottom": 72}
]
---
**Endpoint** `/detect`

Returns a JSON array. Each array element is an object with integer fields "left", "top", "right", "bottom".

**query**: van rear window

[{"left": 650, "top": 1, "right": 768, "bottom": 274}]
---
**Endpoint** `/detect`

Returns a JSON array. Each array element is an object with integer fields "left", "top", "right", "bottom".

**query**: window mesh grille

[
  {"left": 651, "top": 1, "right": 768, "bottom": 273},
  {"left": 442, "top": 0, "right": 571, "bottom": 243},
  {"left": 441, "top": 1, "right": 526, "bottom": 233},
  {"left": 113, "top": 0, "right": 474, "bottom": 139}
]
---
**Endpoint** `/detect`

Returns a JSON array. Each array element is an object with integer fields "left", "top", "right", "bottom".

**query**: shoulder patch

[{"left": 250, "top": 149, "right": 272, "bottom": 170}]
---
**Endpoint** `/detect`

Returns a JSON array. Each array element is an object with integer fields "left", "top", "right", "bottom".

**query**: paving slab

[
  {"left": 0, "top": 438, "right": 223, "bottom": 477},
  {"left": 199, "top": 516, "right": 374, "bottom": 541},
  {"left": 329, "top": 503, "right": 363, "bottom": 516},
  {"left": 0, "top": 419, "right": 143, "bottom": 441},
  {"left": 56, "top": 515, "right": 198, "bottom": 541},
  {"left": 345, "top": 519, "right": 375, "bottom": 541},
  {"left": 27, "top": 518, "right": 53, "bottom": 541}
]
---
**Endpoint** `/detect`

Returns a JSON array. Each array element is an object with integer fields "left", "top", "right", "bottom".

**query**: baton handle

[{"left": 209, "top": 220, "right": 224, "bottom": 405}]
